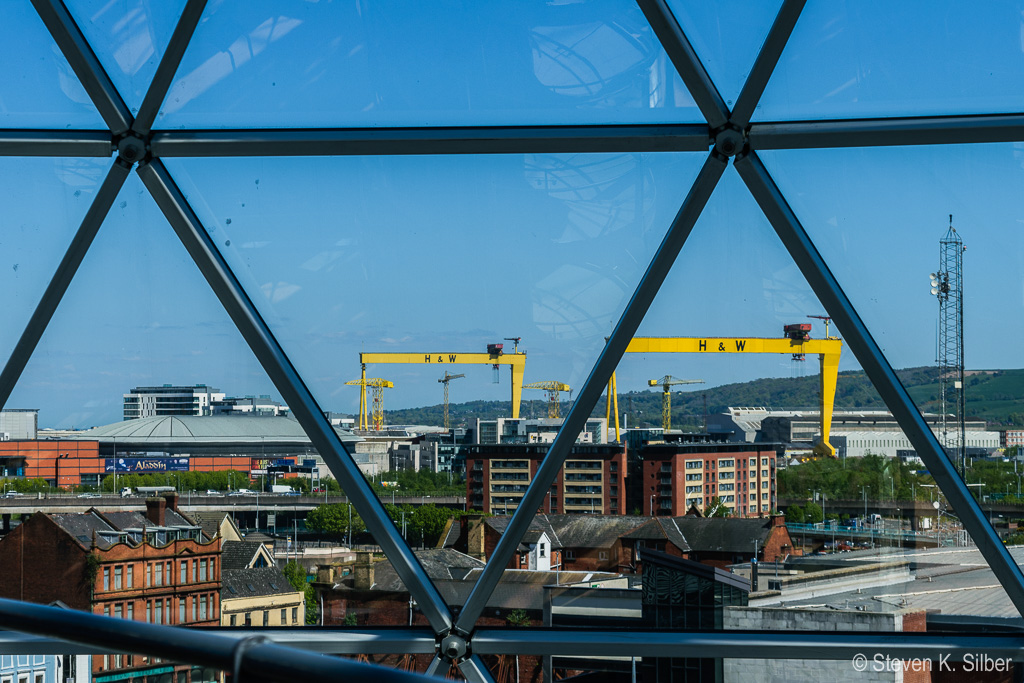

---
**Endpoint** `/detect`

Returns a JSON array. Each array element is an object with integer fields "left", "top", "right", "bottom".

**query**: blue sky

[{"left": 2, "top": 1, "right": 1023, "bottom": 428}]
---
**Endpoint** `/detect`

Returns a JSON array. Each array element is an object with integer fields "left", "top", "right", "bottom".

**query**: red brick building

[
  {"left": 465, "top": 444, "right": 626, "bottom": 515},
  {"left": 639, "top": 442, "right": 778, "bottom": 517},
  {"left": 0, "top": 493, "right": 221, "bottom": 682}
]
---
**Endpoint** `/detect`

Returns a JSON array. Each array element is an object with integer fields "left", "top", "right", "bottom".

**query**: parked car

[{"left": 205, "top": 489, "right": 221, "bottom": 496}]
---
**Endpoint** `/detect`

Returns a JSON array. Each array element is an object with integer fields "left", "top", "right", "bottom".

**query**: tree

[
  {"left": 282, "top": 561, "right": 318, "bottom": 625},
  {"left": 306, "top": 504, "right": 365, "bottom": 539},
  {"left": 804, "top": 502, "right": 823, "bottom": 524},
  {"left": 704, "top": 497, "right": 730, "bottom": 517},
  {"left": 785, "top": 505, "right": 805, "bottom": 524}
]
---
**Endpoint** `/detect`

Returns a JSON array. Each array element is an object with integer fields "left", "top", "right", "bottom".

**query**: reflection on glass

[
  {"left": 0, "top": 5, "right": 106, "bottom": 127},
  {"left": 0, "top": 157, "right": 110, "bottom": 366},
  {"left": 160, "top": 1, "right": 698, "bottom": 128},
  {"left": 756, "top": 0, "right": 1024, "bottom": 120},
  {"left": 65, "top": 0, "right": 187, "bottom": 114}
]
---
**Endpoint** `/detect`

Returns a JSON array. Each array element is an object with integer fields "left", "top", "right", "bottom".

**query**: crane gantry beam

[
  {"left": 359, "top": 345, "right": 527, "bottom": 418},
  {"left": 612, "top": 335, "right": 842, "bottom": 456},
  {"left": 648, "top": 376, "right": 704, "bottom": 431}
]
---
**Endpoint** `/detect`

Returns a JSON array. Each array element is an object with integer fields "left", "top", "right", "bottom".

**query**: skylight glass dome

[{"left": 2, "top": 1, "right": 1024, "bottom": 681}]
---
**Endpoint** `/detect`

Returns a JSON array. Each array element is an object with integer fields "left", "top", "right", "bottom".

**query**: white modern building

[{"left": 123, "top": 385, "right": 226, "bottom": 420}]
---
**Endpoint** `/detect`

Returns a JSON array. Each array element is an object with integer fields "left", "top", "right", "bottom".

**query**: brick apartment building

[
  {"left": 0, "top": 494, "right": 221, "bottom": 682},
  {"left": 638, "top": 442, "right": 779, "bottom": 517},
  {"left": 465, "top": 444, "right": 626, "bottom": 515}
]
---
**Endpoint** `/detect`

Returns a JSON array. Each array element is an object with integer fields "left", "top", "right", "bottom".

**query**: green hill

[{"left": 378, "top": 368, "right": 1024, "bottom": 429}]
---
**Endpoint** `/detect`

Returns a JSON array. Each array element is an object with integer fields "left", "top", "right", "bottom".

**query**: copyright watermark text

[{"left": 851, "top": 653, "right": 1012, "bottom": 673}]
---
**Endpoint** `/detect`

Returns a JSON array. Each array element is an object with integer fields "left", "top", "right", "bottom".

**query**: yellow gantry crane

[
  {"left": 345, "top": 377, "right": 394, "bottom": 431},
  {"left": 438, "top": 372, "right": 465, "bottom": 430},
  {"left": 648, "top": 376, "right": 704, "bottom": 430},
  {"left": 609, "top": 327, "right": 842, "bottom": 456},
  {"left": 524, "top": 381, "right": 571, "bottom": 419},
  {"left": 358, "top": 343, "right": 527, "bottom": 418}
]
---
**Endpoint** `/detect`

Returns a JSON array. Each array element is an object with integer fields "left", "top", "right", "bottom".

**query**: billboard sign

[{"left": 105, "top": 458, "right": 190, "bottom": 473}]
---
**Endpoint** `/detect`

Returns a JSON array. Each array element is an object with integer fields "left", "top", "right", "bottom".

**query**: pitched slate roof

[
  {"left": 671, "top": 517, "right": 773, "bottom": 554},
  {"left": 368, "top": 548, "right": 486, "bottom": 591},
  {"left": 190, "top": 512, "right": 230, "bottom": 541},
  {"left": 221, "top": 567, "right": 299, "bottom": 599},
  {"left": 620, "top": 518, "right": 690, "bottom": 553},
  {"left": 50, "top": 512, "right": 115, "bottom": 549},
  {"left": 546, "top": 515, "right": 650, "bottom": 549},
  {"left": 221, "top": 541, "right": 273, "bottom": 570}
]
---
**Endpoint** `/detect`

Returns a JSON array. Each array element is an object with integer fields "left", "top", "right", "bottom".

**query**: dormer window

[{"left": 539, "top": 543, "right": 546, "bottom": 558}]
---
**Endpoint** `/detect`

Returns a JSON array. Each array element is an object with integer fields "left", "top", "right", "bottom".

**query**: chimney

[
  {"left": 163, "top": 491, "right": 179, "bottom": 512},
  {"left": 465, "top": 515, "right": 486, "bottom": 562},
  {"left": 353, "top": 552, "right": 375, "bottom": 590},
  {"left": 146, "top": 497, "right": 167, "bottom": 527},
  {"left": 769, "top": 514, "right": 785, "bottom": 528}
]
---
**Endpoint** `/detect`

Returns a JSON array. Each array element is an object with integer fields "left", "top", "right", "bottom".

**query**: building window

[
  {"left": 181, "top": 562, "right": 187, "bottom": 584},
  {"left": 192, "top": 597, "right": 197, "bottom": 622},
  {"left": 154, "top": 600, "right": 162, "bottom": 625},
  {"left": 292, "top": 607, "right": 299, "bottom": 624},
  {"left": 210, "top": 558, "right": 216, "bottom": 578},
  {"left": 127, "top": 602, "right": 134, "bottom": 620},
  {"left": 146, "top": 563, "right": 152, "bottom": 587},
  {"left": 146, "top": 601, "right": 152, "bottom": 623},
  {"left": 199, "top": 559, "right": 208, "bottom": 582},
  {"left": 598, "top": 551, "right": 608, "bottom": 560},
  {"left": 103, "top": 605, "right": 110, "bottom": 618},
  {"left": 200, "top": 595, "right": 208, "bottom": 621},
  {"left": 114, "top": 566, "right": 122, "bottom": 590},
  {"left": 566, "top": 550, "right": 576, "bottom": 561},
  {"left": 114, "top": 603, "right": 122, "bottom": 619},
  {"left": 103, "top": 567, "right": 110, "bottom": 591},
  {"left": 762, "top": 469, "right": 769, "bottom": 477},
  {"left": 180, "top": 600, "right": 186, "bottom": 624},
  {"left": 263, "top": 611, "right": 269, "bottom": 627},
  {"left": 34, "top": 674, "right": 43, "bottom": 683},
  {"left": 126, "top": 564, "right": 133, "bottom": 588},
  {"left": 762, "top": 481, "right": 768, "bottom": 489},
  {"left": 762, "top": 493, "right": 769, "bottom": 500},
  {"left": 230, "top": 614, "right": 236, "bottom": 626},
  {"left": 539, "top": 543, "right": 546, "bottom": 558},
  {"left": 154, "top": 562, "right": 163, "bottom": 587},
  {"left": 281, "top": 608, "right": 287, "bottom": 624}
]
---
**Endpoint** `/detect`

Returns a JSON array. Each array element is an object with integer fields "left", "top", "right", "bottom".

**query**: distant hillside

[{"left": 377, "top": 368, "right": 1024, "bottom": 429}]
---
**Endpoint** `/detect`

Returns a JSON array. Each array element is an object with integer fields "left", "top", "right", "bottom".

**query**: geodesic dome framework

[{"left": 3, "top": 0, "right": 1024, "bottom": 681}]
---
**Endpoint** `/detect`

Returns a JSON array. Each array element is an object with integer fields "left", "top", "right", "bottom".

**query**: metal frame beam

[
  {"left": 149, "top": 125, "right": 711, "bottom": 157},
  {"left": 0, "top": 131, "right": 113, "bottom": 157},
  {"left": 135, "top": 159, "right": 455, "bottom": 635},
  {"left": 30, "top": 0, "right": 133, "bottom": 136},
  {"left": 471, "top": 628, "right": 1024, "bottom": 660},
  {"left": 454, "top": 151, "right": 727, "bottom": 634},
  {"left": 637, "top": 0, "right": 730, "bottom": 130},
  {"left": 0, "top": 599, "right": 433, "bottom": 683},
  {"left": 132, "top": 0, "right": 208, "bottom": 136},
  {"left": 0, "top": 159, "right": 130, "bottom": 410},
  {"left": 730, "top": 0, "right": 806, "bottom": 129},
  {"left": 734, "top": 148, "right": 1024, "bottom": 618},
  {"left": 750, "top": 114, "right": 1024, "bottom": 149}
]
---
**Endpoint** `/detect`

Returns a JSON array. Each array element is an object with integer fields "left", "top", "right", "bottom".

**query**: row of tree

[{"left": 306, "top": 502, "right": 482, "bottom": 546}]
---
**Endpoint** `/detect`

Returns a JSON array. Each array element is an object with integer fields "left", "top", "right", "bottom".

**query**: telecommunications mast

[{"left": 929, "top": 216, "right": 966, "bottom": 473}]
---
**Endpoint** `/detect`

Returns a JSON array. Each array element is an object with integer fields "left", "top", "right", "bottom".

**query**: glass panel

[
  {"left": 0, "top": 5, "right": 107, "bottom": 128},
  {"left": 0, "top": 157, "right": 111, "bottom": 368},
  {"left": 666, "top": 0, "right": 783, "bottom": 109},
  {"left": 65, "top": 0, "right": 188, "bottom": 115},
  {"left": 756, "top": 0, "right": 1024, "bottom": 121},
  {"left": 163, "top": 152, "right": 701, "bottom": 604},
  {"left": 158, "top": 1, "right": 699, "bottom": 129}
]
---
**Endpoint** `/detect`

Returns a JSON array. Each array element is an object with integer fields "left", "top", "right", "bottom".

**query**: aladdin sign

[{"left": 105, "top": 458, "right": 189, "bottom": 473}]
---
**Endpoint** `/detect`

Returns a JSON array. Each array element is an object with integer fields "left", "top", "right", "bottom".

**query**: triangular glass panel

[
  {"left": 756, "top": 144, "right": 1019, "bottom": 570},
  {"left": 0, "top": 4, "right": 107, "bottom": 128},
  {"left": 0, "top": 157, "right": 112, "bottom": 367},
  {"left": 157, "top": 1, "right": 699, "bottom": 129},
  {"left": 622, "top": 166, "right": 992, "bottom": 636},
  {"left": 64, "top": 0, "right": 188, "bottom": 116},
  {"left": 5, "top": 174, "right": 360, "bottom": 538},
  {"left": 755, "top": 0, "right": 1024, "bottom": 121},
  {"left": 162, "top": 151, "right": 704, "bottom": 611},
  {"left": 665, "top": 0, "right": 783, "bottom": 110}
]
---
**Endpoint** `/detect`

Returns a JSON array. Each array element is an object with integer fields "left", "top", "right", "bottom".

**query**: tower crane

[
  {"left": 523, "top": 381, "right": 571, "bottom": 419},
  {"left": 438, "top": 372, "right": 465, "bottom": 430},
  {"left": 344, "top": 377, "right": 394, "bottom": 431},
  {"left": 647, "top": 376, "right": 704, "bottom": 431}
]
